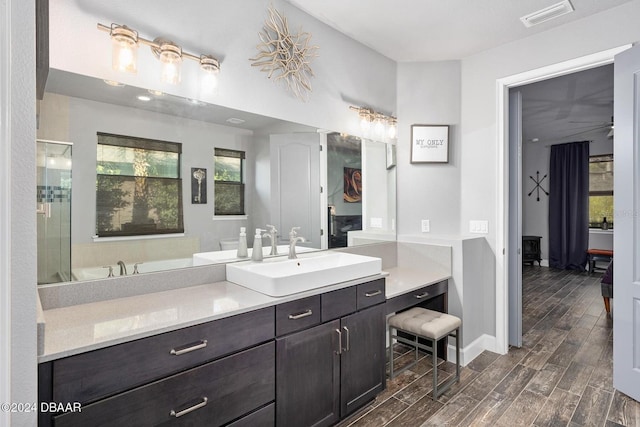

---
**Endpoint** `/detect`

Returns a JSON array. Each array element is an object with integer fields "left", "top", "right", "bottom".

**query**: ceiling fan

[{"left": 564, "top": 116, "right": 614, "bottom": 139}]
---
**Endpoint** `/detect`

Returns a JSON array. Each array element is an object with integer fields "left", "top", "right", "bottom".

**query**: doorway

[{"left": 496, "top": 45, "right": 630, "bottom": 354}]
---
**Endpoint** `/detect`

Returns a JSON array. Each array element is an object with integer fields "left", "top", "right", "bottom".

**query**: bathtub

[{"left": 72, "top": 257, "right": 194, "bottom": 281}]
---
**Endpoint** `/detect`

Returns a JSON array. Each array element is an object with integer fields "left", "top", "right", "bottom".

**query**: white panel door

[
  {"left": 270, "top": 133, "right": 321, "bottom": 248},
  {"left": 613, "top": 44, "right": 640, "bottom": 401}
]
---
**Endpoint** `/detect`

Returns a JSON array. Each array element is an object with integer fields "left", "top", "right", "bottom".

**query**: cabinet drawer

[
  {"left": 53, "top": 342, "right": 276, "bottom": 427},
  {"left": 275, "top": 296, "right": 321, "bottom": 336},
  {"left": 321, "top": 286, "right": 357, "bottom": 322},
  {"left": 53, "top": 307, "right": 275, "bottom": 404},
  {"left": 385, "top": 280, "right": 448, "bottom": 314},
  {"left": 356, "top": 279, "right": 386, "bottom": 310},
  {"left": 226, "top": 403, "right": 274, "bottom": 427}
]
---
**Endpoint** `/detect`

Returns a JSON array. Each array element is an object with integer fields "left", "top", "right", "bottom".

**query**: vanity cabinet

[
  {"left": 275, "top": 279, "right": 386, "bottom": 427},
  {"left": 39, "top": 307, "right": 276, "bottom": 427},
  {"left": 38, "top": 278, "right": 388, "bottom": 427}
]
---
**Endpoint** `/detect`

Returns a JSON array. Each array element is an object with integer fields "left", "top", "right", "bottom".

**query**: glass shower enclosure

[{"left": 37, "top": 140, "right": 72, "bottom": 284}]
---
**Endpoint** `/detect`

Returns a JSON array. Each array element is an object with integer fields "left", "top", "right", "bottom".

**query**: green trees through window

[
  {"left": 588, "top": 154, "right": 613, "bottom": 229},
  {"left": 214, "top": 148, "right": 245, "bottom": 215},
  {"left": 96, "top": 133, "right": 184, "bottom": 236}
]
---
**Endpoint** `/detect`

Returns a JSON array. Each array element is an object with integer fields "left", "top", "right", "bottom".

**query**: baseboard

[
  {"left": 448, "top": 334, "right": 497, "bottom": 366},
  {"left": 541, "top": 259, "right": 549, "bottom": 267}
]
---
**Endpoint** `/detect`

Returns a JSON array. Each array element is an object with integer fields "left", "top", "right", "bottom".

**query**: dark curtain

[{"left": 548, "top": 141, "right": 590, "bottom": 270}]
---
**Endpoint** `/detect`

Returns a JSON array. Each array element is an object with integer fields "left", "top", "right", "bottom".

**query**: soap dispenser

[
  {"left": 252, "top": 228, "right": 265, "bottom": 261},
  {"left": 237, "top": 227, "right": 248, "bottom": 258}
]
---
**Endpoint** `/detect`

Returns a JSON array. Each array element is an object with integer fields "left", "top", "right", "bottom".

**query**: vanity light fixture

[
  {"left": 98, "top": 23, "right": 221, "bottom": 89},
  {"left": 350, "top": 106, "right": 397, "bottom": 141}
]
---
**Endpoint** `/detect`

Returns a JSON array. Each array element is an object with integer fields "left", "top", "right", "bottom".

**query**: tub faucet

[
  {"left": 288, "top": 227, "right": 306, "bottom": 259},
  {"left": 265, "top": 224, "right": 278, "bottom": 256},
  {"left": 117, "top": 260, "right": 127, "bottom": 276}
]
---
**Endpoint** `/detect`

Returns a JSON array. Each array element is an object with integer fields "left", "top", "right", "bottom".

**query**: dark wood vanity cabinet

[
  {"left": 39, "top": 308, "right": 276, "bottom": 427},
  {"left": 38, "top": 278, "right": 387, "bottom": 427},
  {"left": 275, "top": 279, "right": 386, "bottom": 426}
]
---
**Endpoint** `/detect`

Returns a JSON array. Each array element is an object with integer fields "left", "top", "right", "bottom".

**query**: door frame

[{"left": 495, "top": 45, "right": 630, "bottom": 354}]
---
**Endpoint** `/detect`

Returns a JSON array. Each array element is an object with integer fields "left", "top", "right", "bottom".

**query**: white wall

[
  {"left": 3, "top": 0, "right": 37, "bottom": 425},
  {"left": 48, "top": 0, "right": 397, "bottom": 140},
  {"left": 394, "top": 2, "right": 640, "bottom": 354},
  {"left": 460, "top": 1, "right": 640, "bottom": 258},
  {"left": 396, "top": 61, "right": 462, "bottom": 236}
]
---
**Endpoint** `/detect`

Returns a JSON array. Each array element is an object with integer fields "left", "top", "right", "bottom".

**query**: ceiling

[
  {"left": 288, "top": 0, "right": 632, "bottom": 61},
  {"left": 517, "top": 64, "right": 613, "bottom": 145}
]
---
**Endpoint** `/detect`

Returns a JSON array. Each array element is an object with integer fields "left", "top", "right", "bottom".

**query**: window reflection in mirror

[{"left": 36, "top": 69, "right": 396, "bottom": 284}]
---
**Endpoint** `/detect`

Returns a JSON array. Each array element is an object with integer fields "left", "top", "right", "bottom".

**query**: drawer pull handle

[
  {"left": 170, "top": 397, "right": 208, "bottom": 418},
  {"left": 342, "top": 326, "right": 350, "bottom": 352},
  {"left": 335, "top": 329, "right": 343, "bottom": 354},
  {"left": 170, "top": 340, "right": 208, "bottom": 356},
  {"left": 289, "top": 309, "right": 313, "bottom": 320},
  {"left": 415, "top": 292, "right": 430, "bottom": 299},
  {"left": 365, "top": 290, "right": 382, "bottom": 297}
]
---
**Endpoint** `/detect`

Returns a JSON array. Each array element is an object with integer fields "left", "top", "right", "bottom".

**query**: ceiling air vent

[{"left": 520, "top": 0, "right": 574, "bottom": 28}]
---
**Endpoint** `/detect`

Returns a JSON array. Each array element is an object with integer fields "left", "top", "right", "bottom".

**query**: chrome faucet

[
  {"left": 117, "top": 260, "right": 127, "bottom": 276},
  {"left": 288, "top": 227, "right": 306, "bottom": 259},
  {"left": 264, "top": 224, "right": 278, "bottom": 256}
]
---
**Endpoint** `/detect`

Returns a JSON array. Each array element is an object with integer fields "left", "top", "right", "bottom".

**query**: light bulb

[
  {"left": 110, "top": 25, "right": 138, "bottom": 74},
  {"left": 387, "top": 121, "right": 397, "bottom": 139},
  {"left": 200, "top": 55, "right": 220, "bottom": 92},
  {"left": 374, "top": 117, "right": 385, "bottom": 137},
  {"left": 159, "top": 42, "right": 182, "bottom": 85}
]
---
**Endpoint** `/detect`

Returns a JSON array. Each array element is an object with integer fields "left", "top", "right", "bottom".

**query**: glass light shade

[
  {"left": 159, "top": 43, "right": 182, "bottom": 85},
  {"left": 111, "top": 26, "right": 138, "bottom": 73},
  {"left": 200, "top": 56, "right": 220, "bottom": 92},
  {"left": 360, "top": 113, "right": 372, "bottom": 132},
  {"left": 387, "top": 121, "right": 397, "bottom": 139},
  {"left": 373, "top": 117, "right": 385, "bottom": 137}
]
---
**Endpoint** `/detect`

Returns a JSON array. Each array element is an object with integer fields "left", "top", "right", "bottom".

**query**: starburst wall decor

[{"left": 250, "top": 5, "right": 319, "bottom": 102}]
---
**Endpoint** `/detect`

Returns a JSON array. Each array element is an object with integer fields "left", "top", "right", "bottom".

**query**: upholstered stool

[{"left": 388, "top": 307, "right": 461, "bottom": 400}]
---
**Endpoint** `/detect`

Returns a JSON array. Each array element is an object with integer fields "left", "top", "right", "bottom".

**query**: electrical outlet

[
  {"left": 421, "top": 220, "right": 430, "bottom": 233},
  {"left": 370, "top": 217, "right": 383, "bottom": 228}
]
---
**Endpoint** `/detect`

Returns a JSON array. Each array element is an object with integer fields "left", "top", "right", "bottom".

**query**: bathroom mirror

[{"left": 37, "top": 69, "right": 396, "bottom": 284}]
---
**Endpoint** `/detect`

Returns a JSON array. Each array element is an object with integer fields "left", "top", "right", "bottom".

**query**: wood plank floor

[{"left": 339, "top": 266, "right": 640, "bottom": 427}]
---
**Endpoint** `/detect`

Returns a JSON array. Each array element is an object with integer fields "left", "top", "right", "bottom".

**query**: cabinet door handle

[
  {"left": 365, "top": 290, "right": 382, "bottom": 297},
  {"left": 342, "top": 326, "right": 350, "bottom": 352},
  {"left": 415, "top": 292, "right": 430, "bottom": 299},
  {"left": 335, "top": 329, "right": 342, "bottom": 354},
  {"left": 170, "top": 397, "right": 208, "bottom": 418},
  {"left": 170, "top": 340, "right": 208, "bottom": 356},
  {"left": 288, "top": 309, "right": 313, "bottom": 320}
]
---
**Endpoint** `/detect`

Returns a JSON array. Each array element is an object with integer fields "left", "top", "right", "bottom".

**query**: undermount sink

[{"left": 226, "top": 252, "right": 382, "bottom": 297}]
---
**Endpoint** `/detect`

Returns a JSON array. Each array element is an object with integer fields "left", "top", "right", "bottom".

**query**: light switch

[
  {"left": 470, "top": 220, "right": 489, "bottom": 234},
  {"left": 370, "top": 217, "right": 383, "bottom": 228},
  {"left": 421, "top": 220, "right": 430, "bottom": 233}
]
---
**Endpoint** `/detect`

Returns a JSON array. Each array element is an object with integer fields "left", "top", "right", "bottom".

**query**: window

[
  {"left": 96, "top": 132, "right": 183, "bottom": 237},
  {"left": 214, "top": 148, "right": 245, "bottom": 215},
  {"left": 589, "top": 154, "right": 613, "bottom": 229}
]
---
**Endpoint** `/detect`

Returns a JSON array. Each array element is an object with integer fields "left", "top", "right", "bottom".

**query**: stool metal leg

[
  {"left": 389, "top": 324, "right": 392, "bottom": 377},
  {"left": 432, "top": 336, "right": 438, "bottom": 399}
]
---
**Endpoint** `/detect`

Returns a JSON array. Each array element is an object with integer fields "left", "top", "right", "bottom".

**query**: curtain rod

[{"left": 544, "top": 140, "right": 593, "bottom": 148}]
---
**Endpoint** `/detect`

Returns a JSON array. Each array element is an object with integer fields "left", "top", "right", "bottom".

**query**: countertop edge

[{"left": 39, "top": 269, "right": 451, "bottom": 363}]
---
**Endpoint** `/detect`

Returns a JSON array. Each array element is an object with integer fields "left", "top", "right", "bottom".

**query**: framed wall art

[
  {"left": 191, "top": 168, "right": 207, "bottom": 204},
  {"left": 411, "top": 124, "right": 450, "bottom": 163}
]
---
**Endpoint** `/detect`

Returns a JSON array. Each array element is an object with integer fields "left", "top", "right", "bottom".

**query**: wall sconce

[
  {"left": 350, "top": 106, "right": 397, "bottom": 141},
  {"left": 98, "top": 23, "right": 220, "bottom": 89}
]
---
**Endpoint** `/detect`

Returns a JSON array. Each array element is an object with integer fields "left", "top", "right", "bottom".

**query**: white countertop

[{"left": 39, "top": 268, "right": 450, "bottom": 363}]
